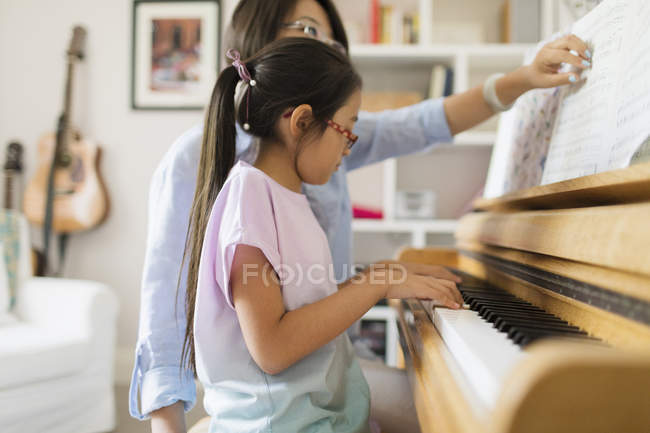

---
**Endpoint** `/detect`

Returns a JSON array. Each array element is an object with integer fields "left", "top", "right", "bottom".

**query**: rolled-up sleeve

[
  {"left": 128, "top": 125, "right": 203, "bottom": 420},
  {"left": 345, "top": 98, "right": 453, "bottom": 171}
]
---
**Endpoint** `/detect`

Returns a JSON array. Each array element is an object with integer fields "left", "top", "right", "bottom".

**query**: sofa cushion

[{"left": 0, "top": 321, "right": 91, "bottom": 388}]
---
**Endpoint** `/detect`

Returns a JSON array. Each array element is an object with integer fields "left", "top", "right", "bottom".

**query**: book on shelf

[
  {"left": 428, "top": 65, "right": 454, "bottom": 99},
  {"left": 370, "top": 0, "right": 380, "bottom": 44},
  {"left": 369, "top": 0, "right": 419, "bottom": 44}
]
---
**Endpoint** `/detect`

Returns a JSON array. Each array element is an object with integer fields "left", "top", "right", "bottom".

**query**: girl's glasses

[
  {"left": 283, "top": 110, "right": 358, "bottom": 150},
  {"left": 326, "top": 119, "right": 358, "bottom": 150},
  {"left": 282, "top": 20, "right": 347, "bottom": 55}
]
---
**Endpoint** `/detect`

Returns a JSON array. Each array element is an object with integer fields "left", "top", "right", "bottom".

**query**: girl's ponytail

[
  {"left": 179, "top": 38, "right": 362, "bottom": 377},
  {"left": 179, "top": 64, "right": 240, "bottom": 377}
]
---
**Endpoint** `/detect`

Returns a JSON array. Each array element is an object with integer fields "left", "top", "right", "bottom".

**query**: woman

[{"left": 129, "top": 1, "right": 591, "bottom": 432}]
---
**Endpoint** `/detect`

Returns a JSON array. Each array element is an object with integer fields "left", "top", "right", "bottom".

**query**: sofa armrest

[{"left": 15, "top": 277, "right": 120, "bottom": 337}]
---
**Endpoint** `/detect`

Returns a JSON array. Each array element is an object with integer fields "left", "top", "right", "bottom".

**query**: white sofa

[{"left": 0, "top": 213, "right": 120, "bottom": 433}]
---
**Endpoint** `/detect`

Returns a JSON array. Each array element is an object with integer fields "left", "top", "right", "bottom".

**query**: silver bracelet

[{"left": 482, "top": 73, "right": 514, "bottom": 112}]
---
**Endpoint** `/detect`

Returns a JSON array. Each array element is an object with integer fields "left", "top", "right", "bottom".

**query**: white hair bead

[
  {"left": 249, "top": 79, "right": 257, "bottom": 87},
  {"left": 243, "top": 123, "right": 251, "bottom": 131}
]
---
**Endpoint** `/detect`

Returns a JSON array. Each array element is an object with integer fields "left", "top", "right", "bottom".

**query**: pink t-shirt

[{"left": 193, "top": 160, "right": 370, "bottom": 433}]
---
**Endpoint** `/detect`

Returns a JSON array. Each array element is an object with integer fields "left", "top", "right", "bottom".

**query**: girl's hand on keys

[{"left": 364, "top": 262, "right": 462, "bottom": 309}]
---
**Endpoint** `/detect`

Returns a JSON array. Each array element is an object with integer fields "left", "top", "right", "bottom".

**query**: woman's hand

[
  {"left": 362, "top": 261, "right": 463, "bottom": 309},
  {"left": 445, "top": 33, "right": 592, "bottom": 135},
  {"left": 522, "top": 34, "right": 592, "bottom": 89}
]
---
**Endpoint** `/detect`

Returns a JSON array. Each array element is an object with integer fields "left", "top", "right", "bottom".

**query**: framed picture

[{"left": 131, "top": 0, "right": 220, "bottom": 110}]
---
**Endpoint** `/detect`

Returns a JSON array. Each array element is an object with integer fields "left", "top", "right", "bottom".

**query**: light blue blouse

[{"left": 129, "top": 98, "right": 453, "bottom": 420}]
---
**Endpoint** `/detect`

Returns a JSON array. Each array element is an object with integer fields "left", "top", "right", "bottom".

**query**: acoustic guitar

[{"left": 23, "top": 26, "right": 108, "bottom": 234}]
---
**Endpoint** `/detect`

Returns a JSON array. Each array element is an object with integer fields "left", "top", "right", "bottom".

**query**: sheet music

[
  {"left": 484, "top": 39, "right": 565, "bottom": 198},
  {"left": 610, "top": 0, "right": 650, "bottom": 167},
  {"left": 485, "top": 0, "right": 648, "bottom": 197},
  {"left": 541, "top": 0, "right": 628, "bottom": 184}
]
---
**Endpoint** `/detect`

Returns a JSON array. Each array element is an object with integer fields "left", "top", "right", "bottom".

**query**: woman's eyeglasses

[
  {"left": 283, "top": 110, "right": 358, "bottom": 150},
  {"left": 282, "top": 20, "right": 347, "bottom": 55}
]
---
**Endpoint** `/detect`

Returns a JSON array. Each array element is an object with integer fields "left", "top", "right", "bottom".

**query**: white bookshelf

[
  {"left": 353, "top": 218, "right": 458, "bottom": 248},
  {"left": 342, "top": 0, "right": 538, "bottom": 365}
]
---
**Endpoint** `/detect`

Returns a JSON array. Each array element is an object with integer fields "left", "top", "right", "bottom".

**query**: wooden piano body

[{"left": 393, "top": 162, "right": 650, "bottom": 433}]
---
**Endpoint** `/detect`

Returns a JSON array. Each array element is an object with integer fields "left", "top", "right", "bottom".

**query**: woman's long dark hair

[
  {"left": 224, "top": 0, "right": 349, "bottom": 60},
  {"left": 179, "top": 38, "right": 361, "bottom": 376}
]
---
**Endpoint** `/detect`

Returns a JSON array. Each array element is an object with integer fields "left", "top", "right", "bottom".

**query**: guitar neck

[
  {"left": 59, "top": 61, "right": 75, "bottom": 157},
  {"left": 4, "top": 172, "right": 14, "bottom": 210},
  {"left": 58, "top": 26, "right": 86, "bottom": 160}
]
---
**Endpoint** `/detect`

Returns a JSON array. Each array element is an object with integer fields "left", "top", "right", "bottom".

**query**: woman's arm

[
  {"left": 229, "top": 245, "right": 462, "bottom": 375},
  {"left": 150, "top": 402, "right": 186, "bottom": 433},
  {"left": 443, "top": 34, "right": 591, "bottom": 136}
]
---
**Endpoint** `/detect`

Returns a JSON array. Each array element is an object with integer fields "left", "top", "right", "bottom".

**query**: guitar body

[{"left": 23, "top": 131, "right": 108, "bottom": 233}]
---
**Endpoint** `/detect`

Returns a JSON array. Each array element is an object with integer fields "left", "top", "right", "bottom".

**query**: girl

[
  {"left": 183, "top": 38, "right": 462, "bottom": 433},
  {"left": 130, "top": 0, "right": 592, "bottom": 431}
]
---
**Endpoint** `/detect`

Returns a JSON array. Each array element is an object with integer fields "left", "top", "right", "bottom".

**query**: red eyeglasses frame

[{"left": 282, "top": 109, "right": 358, "bottom": 149}]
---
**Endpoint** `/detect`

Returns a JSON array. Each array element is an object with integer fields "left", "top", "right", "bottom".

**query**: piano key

[
  {"left": 476, "top": 303, "right": 546, "bottom": 314},
  {"left": 483, "top": 310, "right": 567, "bottom": 323},
  {"left": 495, "top": 318, "right": 581, "bottom": 333},
  {"left": 515, "top": 330, "right": 595, "bottom": 346},
  {"left": 507, "top": 324, "right": 587, "bottom": 338},
  {"left": 432, "top": 307, "right": 526, "bottom": 410}
]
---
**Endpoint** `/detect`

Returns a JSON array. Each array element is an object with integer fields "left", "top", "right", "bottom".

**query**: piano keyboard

[{"left": 421, "top": 270, "right": 597, "bottom": 411}]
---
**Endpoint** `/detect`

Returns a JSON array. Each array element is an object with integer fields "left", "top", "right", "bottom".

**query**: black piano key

[
  {"left": 463, "top": 292, "right": 523, "bottom": 300},
  {"left": 467, "top": 297, "right": 531, "bottom": 308},
  {"left": 477, "top": 304, "right": 547, "bottom": 316},
  {"left": 465, "top": 294, "right": 526, "bottom": 303},
  {"left": 508, "top": 324, "right": 587, "bottom": 336},
  {"left": 446, "top": 267, "right": 601, "bottom": 348},
  {"left": 480, "top": 306, "right": 564, "bottom": 319},
  {"left": 473, "top": 301, "right": 544, "bottom": 312},
  {"left": 517, "top": 330, "right": 595, "bottom": 347},
  {"left": 484, "top": 310, "right": 568, "bottom": 324},
  {"left": 510, "top": 328, "right": 578, "bottom": 344},
  {"left": 459, "top": 285, "right": 495, "bottom": 291},
  {"left": 495, "top": 317, "right": 581, "bottom": 333},
  {"left": 460, "top": 288, "right": 512, "bottom": 296}
]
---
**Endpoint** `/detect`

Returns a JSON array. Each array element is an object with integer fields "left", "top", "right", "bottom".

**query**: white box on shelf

[{"left": 395, "top": 190, "right": 436, "bottom": 219}]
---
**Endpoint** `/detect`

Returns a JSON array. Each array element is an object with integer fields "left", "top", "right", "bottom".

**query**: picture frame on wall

[{"left": 131, "top": 0, "right": 220, "bottom": 110}]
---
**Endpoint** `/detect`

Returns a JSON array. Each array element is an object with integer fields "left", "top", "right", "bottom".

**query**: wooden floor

[{"left": 112, "top": 384, "right": 209, "bottom": 433}]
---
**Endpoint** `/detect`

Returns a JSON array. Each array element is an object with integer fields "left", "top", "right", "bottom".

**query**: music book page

[
  {"left": 485, "top": 0, "right": 650, "bottom": 198},
  {"left": 542, "top": 0, "right": 650, "bottom": 184},
  {"left": 484, "top": 39, "right": 565, "bottom": 198}
]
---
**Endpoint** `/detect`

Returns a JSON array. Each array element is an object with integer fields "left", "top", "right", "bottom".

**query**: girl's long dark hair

[{"left": 179, "top": 38, "right": 361, "bottom": 377}]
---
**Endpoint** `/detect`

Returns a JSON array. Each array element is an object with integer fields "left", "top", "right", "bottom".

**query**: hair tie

[{"left": 226, "top": 49, "right": 255, "bottom": 130}]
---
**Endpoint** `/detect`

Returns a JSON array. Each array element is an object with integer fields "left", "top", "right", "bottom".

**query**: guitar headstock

[
  {"left": 4, "top": 141, "right": 24, "bottom": 172},
  {"left": 67, "top": 25, "right": 87, "bottom": 61}
]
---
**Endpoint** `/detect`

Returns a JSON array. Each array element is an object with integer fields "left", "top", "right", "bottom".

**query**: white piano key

[{"left": 433, "top": 307, "right": 527, "bottom": 410}]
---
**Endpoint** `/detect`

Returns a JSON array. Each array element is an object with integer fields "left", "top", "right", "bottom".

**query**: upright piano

[{"left": 393, "top": 161, "right": 650, "bottom": 433}]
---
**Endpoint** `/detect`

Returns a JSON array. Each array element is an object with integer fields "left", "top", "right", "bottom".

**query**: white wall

[{"left": 0, "top": 0, "right": 236, "bottom": 383}]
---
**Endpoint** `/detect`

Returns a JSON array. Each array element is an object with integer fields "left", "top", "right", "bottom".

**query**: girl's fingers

[
  {"left": 434, "top": 288, "right": 461, "bottom": 309},
  {"left": 431, "top": 277, "right": 463, "bottom": 304},
  {"left": 439, "top": 280, "right": 464, "bottom": 305},
  {"left": 421, "top": 277, "right": 461, "bottom": 308}
]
